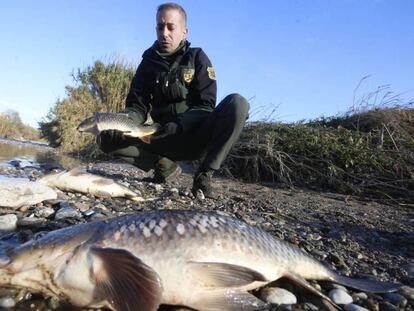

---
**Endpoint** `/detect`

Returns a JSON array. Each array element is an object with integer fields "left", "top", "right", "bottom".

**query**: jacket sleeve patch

[{"left": 207, "top": 67, "right": 216, "bottom": 80}]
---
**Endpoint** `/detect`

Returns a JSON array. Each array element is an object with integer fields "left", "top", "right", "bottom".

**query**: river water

[{"left": 0, "top": 138, "right": 81, "bottom": 173}]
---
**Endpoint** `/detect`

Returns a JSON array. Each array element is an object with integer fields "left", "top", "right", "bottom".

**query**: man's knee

[{"left": 221, "top": 93, "right": 250, "bottom": 120}]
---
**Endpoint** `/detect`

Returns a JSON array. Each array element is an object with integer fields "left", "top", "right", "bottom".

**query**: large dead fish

[
  {"left": 77, "top": 112, "right": 160, "bottom": 143},
  {"left": 37, "top": 167, "right": 145, "bottom": 202},
  {"left": 0, "top": 210, "right": 400, "bottom": 311}
]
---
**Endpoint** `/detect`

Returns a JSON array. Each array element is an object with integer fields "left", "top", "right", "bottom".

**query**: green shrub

[
  {"left": 39, "top": 58, "right": 135, "bottom": 152},
  {"left": 0, "top": 111, "right": 40, "bottom": 140}
]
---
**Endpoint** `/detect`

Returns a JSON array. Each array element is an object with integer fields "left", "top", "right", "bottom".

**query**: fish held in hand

[
  {"left": 37, "top": 167, "right": 145, "bottom": 202},
  {"left": 77, "top": 112, "right": 160, "bottom": 143},
  {"left": 0, "top": 210, "right": 401, "bottom": 311}
]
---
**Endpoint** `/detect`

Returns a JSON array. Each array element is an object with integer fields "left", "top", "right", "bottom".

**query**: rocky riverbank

[{"left": 0, "top": 160, "right": 413, "bottom": 310}]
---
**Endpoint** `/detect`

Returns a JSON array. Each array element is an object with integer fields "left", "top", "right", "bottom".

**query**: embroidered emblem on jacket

[
  {"left": 183, "top": 69, "right": 195, "bottom": 83},
  {"left": 207, "top": 67, "right": 216, "bottom": 80}
]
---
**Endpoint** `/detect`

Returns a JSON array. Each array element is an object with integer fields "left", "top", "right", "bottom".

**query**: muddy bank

[{"left": 0, "top": 159, "right": 413, "bottom": 310}]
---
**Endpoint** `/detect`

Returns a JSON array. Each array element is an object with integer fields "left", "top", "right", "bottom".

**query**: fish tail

[{"left": 330, "top": 273, "right": 401, "bottom": 293}]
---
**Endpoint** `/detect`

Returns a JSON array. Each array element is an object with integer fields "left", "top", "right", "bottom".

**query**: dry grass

[{"left": 224, "top": 106, "right": 414, "bottom": 204}]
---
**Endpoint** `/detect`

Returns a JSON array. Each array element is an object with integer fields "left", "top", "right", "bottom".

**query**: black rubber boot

[
  {"left": 192, "top": 168, "right": 215, "bottom": 198},
  {"left": 153, "top": 157, "right": 182, "bottom": 183}
]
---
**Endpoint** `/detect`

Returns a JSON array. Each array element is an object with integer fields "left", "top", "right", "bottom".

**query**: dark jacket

[{"left": 124, "top": 41, "right": 217, "bottom": 133}]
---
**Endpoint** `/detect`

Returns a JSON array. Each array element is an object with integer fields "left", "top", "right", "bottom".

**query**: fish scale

[{"left": 0, "top": 210, "right": 402, "bottom": 311}]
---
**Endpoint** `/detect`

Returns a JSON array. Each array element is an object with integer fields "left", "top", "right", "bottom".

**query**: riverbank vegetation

[
  {"left": 0, "top": 110, "right": 40, "bottom": 140},
  {"left": 39, "top": 59, "right": 135, "bottom": 153},
  {"left": 39, "top": 59, "right": 414, "bottom": 203}
]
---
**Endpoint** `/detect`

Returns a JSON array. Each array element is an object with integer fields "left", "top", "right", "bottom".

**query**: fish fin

[
  {"left": 140, "top": 135, "right": 151, "bottom": 144},
  {"left": 191, "top": 289, "right": 267, "bottom": 311},
  {"left": 331, "top": 274, "right": 401, "bottom": 293},
  {"left": 284, "top": 272, "right": 340, "bottom": 311},
  {"left": 189, "top": 262, "right": 267, "bottom": 287},
  {"left": 68, "top": 167, "right": 87, "bottom": 176},
  {"left": 92, "top": 179, "right": 114, "bottom": 186},
  {"left": 91, "top": 247, "right": 163, "bottom": 311}
]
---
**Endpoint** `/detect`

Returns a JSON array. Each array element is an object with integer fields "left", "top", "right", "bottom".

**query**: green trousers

[{"left": 98, "top": 93, "right": 249, "bottom": 172}]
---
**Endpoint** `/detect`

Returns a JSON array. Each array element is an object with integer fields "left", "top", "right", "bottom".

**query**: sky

[{"left": 0, "top": 0, "right": 413, "bottom": 128}]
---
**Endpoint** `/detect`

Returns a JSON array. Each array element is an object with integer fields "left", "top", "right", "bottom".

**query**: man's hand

[
  {"left": 151, "top": 122, "right": 182, "bottom": 141},
  {"left": 97, "top": 129, "right": 125, "bottom": 144}
]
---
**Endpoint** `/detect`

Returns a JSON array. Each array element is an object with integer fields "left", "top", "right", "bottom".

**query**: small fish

[
  {"left": 0, "top": 210, "right": 401, "bottom": 311},
  {"left": 37, "top": 167, "right": 145, "bottom": 202},
  {"left": 77, "top": 112, "right": 160, "bottom": 143}
]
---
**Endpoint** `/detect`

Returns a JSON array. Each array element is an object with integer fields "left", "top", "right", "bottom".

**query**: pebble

[
  {"left": 89, "top": 213, "right": 107, "bottom": 222},
  {"left": 303, "top": 302, "right": 319, "bottom": 311},
  {"left": 17, "top": 217, "right": 43, "bottom": 228},
  {"left": 352, "top": 292, "right": 368, "bottom": 301},
  {"left": 384, "top": 292, "right": 407, "bottom": 307},
  {"left": 379, "top": 301, "right": 399, "bottom": 311},
  {"left": 328, "top": 288, "right": 353, "bottom": 305},
  {"left": 34, "top": 207, "right": 55, "bottom": 218},
  {"left": 153, "top": 184, "right": 163, "bottom": 193},
  {"left": 0, "top": 214, "right": 18, "bottom": 231},
  {"left": 0, "top": 296, "right": 15, "bottom": 308},
  {"left": 93, "top": 203, "right": 107, "bottom": 211},
  {"left": 260, "top": 287, "right": 297, "bottom": 305},
  {"left": 344, "top": 304, "right": 369, "bottom": 311},
  {"left": 196, "top": 189, "right": 205, "bottom": 200},
  {"left": 46, "top": 296, "right": 60, "bottom": 309},
  {"left": 55, "top": 206, "right": 82, "bottom": 220},
  {"left": 73, "top": 202, "right": 90, "bottom": 212},
  {"left": 399, "top": 285, "right": 414, "bottom": 301},
  {"left": 329, "top": 252, "right": 347, "bottom": 268},
  {"left": 403, "top": 262, "right": 414, "bottom": 279}
]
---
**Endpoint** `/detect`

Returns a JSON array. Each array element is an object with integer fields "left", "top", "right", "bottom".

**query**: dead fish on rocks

[
  {"left": 77, "top": 112, "right": 160, "bottom": 143},
  {"left": 0, "top": 210, "right": 401, "bottom": 311},
  {"left": 38, "top": 167, "right": 145, "bottom": 202},
  {"left": 0, "top": 179, "right": 57, "bottom": 209}
]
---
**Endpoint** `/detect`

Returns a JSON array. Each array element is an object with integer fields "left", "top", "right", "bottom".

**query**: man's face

[{"left": 156, "top": 9, "right": 188, "bottom": 53}]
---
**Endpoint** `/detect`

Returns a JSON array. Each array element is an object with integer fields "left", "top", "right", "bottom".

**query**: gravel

[{"left": 0, "top": 159, "right": 413, "bottom": 310}]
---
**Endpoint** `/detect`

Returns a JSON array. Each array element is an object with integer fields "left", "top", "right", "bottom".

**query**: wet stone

[
  {"left": 328, "top": 288, "right": 353, "bottom": 305},
  {"left": 344, "top": 303, "right": 370, "bottom": 311},
  {"left": 0, "top": 214, "right": 18, "bottom": 231},
  {"left": 89, "top": 213, "right": 107, "bottom": 222},
  {"left": 384, "top": 292, "right": 407, "bottom": 307},
  {"left": 379, "top": 301, "right": 399, "bottom": 311},
  {"left": 260, "top": 287, "right": 297, "bottom": 305},
  {"left": 34, "top": 207, "right": 55, "bottom": 218},
  {"left": 302, "top": 302, "right": 319, "bottom": 311},
  {"left": 399, "top": 285, "right": 414, "bottom": 301},
  {"left": 352, "top": 292, "right": 368, "bottom": 301},
  {"left": 17, "top": 217, "right": 44, "bottom": 229},
  {"left": 55, "top": 206, "right": 82, "bottom": 220}
]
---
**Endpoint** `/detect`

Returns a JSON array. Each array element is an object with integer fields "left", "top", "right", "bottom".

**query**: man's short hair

[{"left": 157, "top": 3, "right": 187, "bottom": 25}]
